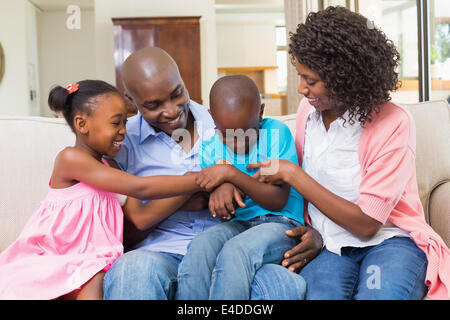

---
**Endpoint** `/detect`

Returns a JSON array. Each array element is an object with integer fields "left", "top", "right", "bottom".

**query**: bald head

[
  {"left": 209, "top": 75, "right": 263, "bottom": 135},
  {"left": 210, "top": 75, "right": 261, "bottom": 114},
  {"left": 121, "top": 47, "right": 182, "bottom": 97}
]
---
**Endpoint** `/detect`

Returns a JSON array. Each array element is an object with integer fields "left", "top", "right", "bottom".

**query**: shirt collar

[
  {"left": 138, "top": 99, "right": 216, "bottom": 144},
  {"left": 307, "top": 108, "right": 360, "bottom": 130}
]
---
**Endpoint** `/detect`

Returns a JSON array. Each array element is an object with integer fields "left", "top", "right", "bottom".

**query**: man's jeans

[
  {"left": 103, "top": 218, "right": 306, "bottom": 300},
  {"left": 175, "top": 215, "right": 304, "bottom": 300},
  {"left": 299, "top": 236, "right": 428, "bottom": 299}
]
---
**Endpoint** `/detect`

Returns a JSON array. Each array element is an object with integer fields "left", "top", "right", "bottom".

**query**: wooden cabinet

[{"left": 112, "top": 16, "right": 202, "bottom": 115}]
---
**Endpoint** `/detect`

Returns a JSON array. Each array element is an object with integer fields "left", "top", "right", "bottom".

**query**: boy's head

[
  {"left": 121, "top": 47, "right": 191, "bottom": 135},
  {"left": 209, "top": 75, "right": 264, "bottom": 154}
]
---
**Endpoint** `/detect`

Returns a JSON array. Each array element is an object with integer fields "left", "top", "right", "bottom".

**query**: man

[{"left": 103, "top": 47, "right": 322, "bottom": 299}]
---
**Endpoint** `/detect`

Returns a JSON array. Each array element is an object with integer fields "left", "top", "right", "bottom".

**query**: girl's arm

[
  {"left": 248, "top": 160, "right": 381, "bottom": 240},
  {"left": 54, "top": 147, "right": 201, "bottom": 200},
  {"left": 196, "top": 164, "right": 290, "bottom": 212}
]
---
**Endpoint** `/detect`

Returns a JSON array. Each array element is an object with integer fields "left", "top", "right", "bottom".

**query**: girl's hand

[
  {"left": 196, "top": 164, "right": 237, "bottom": 192},
  {"left": 246, "top": 159, "right": 295, "bottom": 185},
  {"left": 209, "top": 183, "right": 246, "bottom": 220}
]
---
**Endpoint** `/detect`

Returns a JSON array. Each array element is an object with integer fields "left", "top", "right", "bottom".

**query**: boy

[{"left": 175, "top": 75, "right": 306, "bottom": 300}]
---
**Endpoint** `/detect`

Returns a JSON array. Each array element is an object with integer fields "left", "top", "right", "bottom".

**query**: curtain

[{"left": 284, "top": 0, "right": 313, "bottom": 114}]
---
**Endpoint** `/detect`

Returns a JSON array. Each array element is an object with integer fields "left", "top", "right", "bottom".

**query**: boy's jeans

[
  {"left": 103, "top": 251, "right": 306, "bottom": 300},
  {"left": 175, "top": 215, "right": 306, "bottom": 300}
]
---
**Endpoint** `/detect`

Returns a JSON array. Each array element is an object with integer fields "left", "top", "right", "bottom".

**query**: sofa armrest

[{"left": 429, "top": 181, "right": 450, "bottom": 248}]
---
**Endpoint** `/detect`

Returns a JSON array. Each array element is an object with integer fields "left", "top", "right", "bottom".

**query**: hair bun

[{"left": 48, "top": 85, "right": 71, "bottom": 113}]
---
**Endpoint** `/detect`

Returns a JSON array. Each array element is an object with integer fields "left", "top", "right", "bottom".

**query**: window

[
  {"left": 430, "top": 0, "right": 450, "bottom": 102},
  {"left": 315, "top": 0, "right": 449, "bottom": 103}
]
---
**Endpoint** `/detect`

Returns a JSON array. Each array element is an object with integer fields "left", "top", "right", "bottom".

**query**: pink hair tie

[{"left": 65, "top": 83, "right": 79, "bottom": 94}]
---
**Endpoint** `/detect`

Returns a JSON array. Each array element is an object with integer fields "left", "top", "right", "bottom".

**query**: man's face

[{"left": 127, "top": 69, "right": 190, "bottom": 135}]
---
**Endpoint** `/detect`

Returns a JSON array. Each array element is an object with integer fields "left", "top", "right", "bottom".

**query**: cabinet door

[{"left": 113, "top": 17, "right": 202, "bottom": 116}]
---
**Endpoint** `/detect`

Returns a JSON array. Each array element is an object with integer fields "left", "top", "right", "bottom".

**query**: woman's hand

[
  {"left": 247, "top": 159, "right": 296, "bottom": 185},
  {"left": 281, "top": 225, "right": 323, "bottom": 273},
  {"left": 209, "top": 183, "right": 246, "bottom": 220},
  {"left": 196, "top": 164, "right": 237, "bottom": 192}
]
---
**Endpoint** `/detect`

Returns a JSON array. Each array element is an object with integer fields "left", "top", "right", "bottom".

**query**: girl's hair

[
  {"left": 48, "top": 80, "right": 120, "bottom": 131},
  {"left": 289, "top": 6, "right": 401, "bottom": 125}
]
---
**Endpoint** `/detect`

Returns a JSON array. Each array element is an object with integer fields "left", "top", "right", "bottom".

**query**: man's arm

[
  {"left": 122, "top": 195, "right": 191, "bottom": 231},
  {"left": 121, "top": 194, "right": 192, "bottom": 250}
]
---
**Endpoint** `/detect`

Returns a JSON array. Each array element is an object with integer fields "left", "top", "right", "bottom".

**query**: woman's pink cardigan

[{"left": 295, "top": 98, "right": 450, "bottom": 300}]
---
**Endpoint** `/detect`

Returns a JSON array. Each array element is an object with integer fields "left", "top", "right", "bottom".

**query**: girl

[
  {"left": 0, "top": 80, "right": 203, "bottom": 300},
  {"left": 248, "top": 7, "right": 450, "bottom": 300}
]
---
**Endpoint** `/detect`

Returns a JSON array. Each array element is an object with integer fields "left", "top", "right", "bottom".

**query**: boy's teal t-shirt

[{"left": 199, "top": 118, "right": 304, "bottom": 224}]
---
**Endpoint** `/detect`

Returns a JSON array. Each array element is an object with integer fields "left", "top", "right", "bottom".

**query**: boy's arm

[
  {"left": 197, "top": 164, "right": 290, "bottom": 212},
  {"left": 228, "top": 167, "right": 290, "bottom": 211}
]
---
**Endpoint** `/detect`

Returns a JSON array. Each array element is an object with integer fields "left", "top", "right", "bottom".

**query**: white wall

[
  {"left": 216, "top": 21, "right": 277, "bottom": 68},
  {"left": 26, "top": 1, "right": 41, "bottom": 116},
  {"left": 0, "top": 0, "right": 36, "bottom": 116},
  {"left": 94, "top": 0, "right": 218, "bottom": 106},
  {"left": 216, "top": 11, "right": 284, "bottom": 94},
  {"left": 37, "top": 9, "right": 96, "bottom": 116}
]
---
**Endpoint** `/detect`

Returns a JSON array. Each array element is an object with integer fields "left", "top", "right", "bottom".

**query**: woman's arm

[
  {"left": 196, "top": 164, "right": 290, "bottom": 212},
  {"left": 55, "top": 147, "right": 201, "bottom": 200},
  {"left": 248, "top": 160, "right": 381, "bottom": 240}
]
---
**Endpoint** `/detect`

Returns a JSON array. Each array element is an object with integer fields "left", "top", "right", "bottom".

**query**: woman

[{"left": 249, "top": 6, "right": 450, "bottom": 300}]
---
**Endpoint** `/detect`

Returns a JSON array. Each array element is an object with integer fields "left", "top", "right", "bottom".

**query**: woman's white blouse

[{"left": 302, "top": 109, "right": 410, "bottom": 255}]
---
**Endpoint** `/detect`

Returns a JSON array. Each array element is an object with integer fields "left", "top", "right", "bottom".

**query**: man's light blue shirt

[{"left": 114, "top": 100, "right": 219, "bottom": 255}]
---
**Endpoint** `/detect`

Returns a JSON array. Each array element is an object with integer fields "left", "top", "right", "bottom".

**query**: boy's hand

[
  {"left": 209, "top": 183, "right": 246, "bottom": 220},
  {"left": 247, "top": 159, "right": 295, "bottom": 185},
  {"left": 196, "top": 164, "right": 237, "bottom": 192}
]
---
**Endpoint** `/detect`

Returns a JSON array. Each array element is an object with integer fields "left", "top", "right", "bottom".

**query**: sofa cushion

[
  {"left": 0, "top": 117, "right": 73, "bottom": 251},
  {"left": 401, "top": 101, "right": 450, "bottom": 223},
  {"left": 429, "top": 182, "right": 450, "bottom": 247}
]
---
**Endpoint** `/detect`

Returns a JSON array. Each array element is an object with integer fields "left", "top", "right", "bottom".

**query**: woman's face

[{"left": 295, "top": 59, "right": 334, "bottom": 112}]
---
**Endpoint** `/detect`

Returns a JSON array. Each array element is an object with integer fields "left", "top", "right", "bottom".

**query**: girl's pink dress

[{"left": 0, "top": 161, "right": 124, "bottom": 300}]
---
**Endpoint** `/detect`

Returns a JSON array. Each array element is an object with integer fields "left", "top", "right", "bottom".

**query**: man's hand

[
  {"left": 281, "top": 225, "right": 323, "bottom": 273},
  {"left": 209, "top": 183, "right": 246, "bottom": 220},
  {"left": 179, "top": 192, "right": 209, "bottom": 211}
]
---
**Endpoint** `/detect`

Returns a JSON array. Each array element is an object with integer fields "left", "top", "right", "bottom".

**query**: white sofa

[{"left": 1, "top": 100, "right": 449, "bottom": 262}]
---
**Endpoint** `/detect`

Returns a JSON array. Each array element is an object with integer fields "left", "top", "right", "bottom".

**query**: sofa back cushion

[
  {"left": 400, "top": 101, "right": 450, "bottom": 223},
  {"left": 0, "top": 117, "right": 74, "bottom": 251},
  {"left": 0, "top": 100, "right": 448, "bottom": 251}
]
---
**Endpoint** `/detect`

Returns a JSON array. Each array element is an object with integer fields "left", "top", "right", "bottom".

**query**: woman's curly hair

[{"left": 289, "top": 6, "right": 401, "bottom": 125}]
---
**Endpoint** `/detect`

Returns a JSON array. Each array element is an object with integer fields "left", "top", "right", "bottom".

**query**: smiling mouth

[
  {"left": 166, "top": 112, "right": 184, "bottom": 125},
  {"left": 112, "top": 141, "right": 122, "bottom": 148}
]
